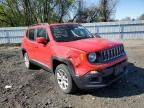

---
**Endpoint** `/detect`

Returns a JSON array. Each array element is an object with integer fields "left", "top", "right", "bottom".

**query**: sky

[{"left": 85, "top": 0, "right": 144, "bottom": 20}]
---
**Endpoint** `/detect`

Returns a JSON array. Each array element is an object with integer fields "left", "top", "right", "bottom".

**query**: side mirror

[{"left": 36, "top": 37, "right": 47, "bottom": 44}]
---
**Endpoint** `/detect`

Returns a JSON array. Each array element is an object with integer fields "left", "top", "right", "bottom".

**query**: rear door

[{"left": 25, "top": 28, "right": 37, "bottom": 59}]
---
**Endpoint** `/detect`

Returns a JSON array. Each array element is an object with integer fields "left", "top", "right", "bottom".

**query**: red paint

[{"left": 21, "top": 23, "right": 127, "bottom": 76}]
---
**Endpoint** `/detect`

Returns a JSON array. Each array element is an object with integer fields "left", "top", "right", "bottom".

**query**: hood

[{"left": 57, "top": 38, "right": 121, "bottom": 52}]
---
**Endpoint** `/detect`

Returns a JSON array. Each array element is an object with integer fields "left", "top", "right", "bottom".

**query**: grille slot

[{"left": 100, "top": 45, "right": 125, "bottom": 62}]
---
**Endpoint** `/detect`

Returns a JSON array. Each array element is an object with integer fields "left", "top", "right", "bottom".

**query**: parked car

[{"left": 21, "top": 23, "right": 128, "bottom": 94}]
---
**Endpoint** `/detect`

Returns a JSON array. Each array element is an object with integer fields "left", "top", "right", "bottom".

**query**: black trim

[
  {"left": 21, "top": 48, "right": 52, "bottom": 72},
  {"left": 23, "top": 54, "right": 128, "bottom": 89},
  {"left": 51, "top": 56, "right": 85, "bottom": 89},
  {"left": 74, "top": 60, "right": 128, "bottom": 89},
  {"left": 51, "top": 56, "right": 128, "bottom": 89},
  {"left": 30, "top": 59, "right": 52, "bottom": 72},
  {"left": 87, "top": 44, "right": 126, "bottom": 64},
  {"left": 51, "top": 56, "right": 76, "bottom": 76}
]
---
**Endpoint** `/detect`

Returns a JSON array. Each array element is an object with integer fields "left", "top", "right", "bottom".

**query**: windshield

[{"left": 51, "top": 25, "right": 94, "bottom": 42}]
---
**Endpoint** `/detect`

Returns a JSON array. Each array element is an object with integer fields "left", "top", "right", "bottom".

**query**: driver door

[{"left": 35, "top": 27, "right": 52, "bottom": 68}]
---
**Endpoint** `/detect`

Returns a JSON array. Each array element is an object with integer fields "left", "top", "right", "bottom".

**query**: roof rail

[{"left": 30, "top": 23, "right": 49, "bottom": 26}]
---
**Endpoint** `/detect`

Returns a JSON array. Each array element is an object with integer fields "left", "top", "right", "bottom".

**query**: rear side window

[
  {"left": 29, "top": 29, "right": 35, "bottom": 41},
  {"left": 26, "top": 30, "right": 29, "bottom": 38},
  {"left": 37, "top": 28, "right": 48, "bottom": 40}
]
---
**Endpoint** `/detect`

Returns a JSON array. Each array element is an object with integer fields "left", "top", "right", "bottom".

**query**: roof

[
  {"left": 49, "top": 23, "right": 79, "bottom": 26},
  {"left": 28, "top": 23, "right": 79, "bottom": 27}
]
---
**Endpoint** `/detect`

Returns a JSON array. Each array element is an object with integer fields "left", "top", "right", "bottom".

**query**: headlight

[{"left": 88, "top": 53, "right": 97, "bottom": 63}]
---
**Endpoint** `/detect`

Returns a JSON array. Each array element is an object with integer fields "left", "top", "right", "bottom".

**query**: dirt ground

[{"left": 0, "top": 40, "right": 144, "bottom": 108}]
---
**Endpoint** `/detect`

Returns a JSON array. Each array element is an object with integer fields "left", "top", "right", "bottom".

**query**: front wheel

[{"left": 55, "top": 64, "right": 77, "bottom": 94}]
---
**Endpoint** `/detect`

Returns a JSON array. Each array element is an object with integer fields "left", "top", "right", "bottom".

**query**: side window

[
  {"left": 28, "top": 29, "right": 35, "bottom": 41},
  {"left": 37, "top": 28, "right": 49, "bottom": 40},
  {"left": 26, "top": 30, "right": 29, "bottom": 38}
]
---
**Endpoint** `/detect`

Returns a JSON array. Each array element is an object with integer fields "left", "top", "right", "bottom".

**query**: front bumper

[{"left": 73, "top": 60, "right": 128, "bottom": 89}]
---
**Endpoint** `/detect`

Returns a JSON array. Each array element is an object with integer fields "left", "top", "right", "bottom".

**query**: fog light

[{"left": 89, "top": 70, "right": 98, "bottom": 74}]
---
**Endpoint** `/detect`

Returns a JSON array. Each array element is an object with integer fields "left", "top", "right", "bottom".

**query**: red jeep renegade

[{"left": 21, "top": 23, "right": 128, "bottom": 93}]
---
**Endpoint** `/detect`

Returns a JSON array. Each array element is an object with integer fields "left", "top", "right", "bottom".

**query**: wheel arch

[{"left": 51, "top": 56, "right": 75, "bottom": 76}]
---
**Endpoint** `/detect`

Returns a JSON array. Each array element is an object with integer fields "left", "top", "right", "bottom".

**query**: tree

[
  {"left": 0, "top": 0, "right": 76, "bottom": 26},
  {"left": 72, "top": 0, "right": 118, "bottom": 23},
  {"left": 0, "top": 0, "right": 118, "bottom": 26},
  {"left": 74, "top": 6, "right": 100, "bottom": 23},
  {"left": 0, "top": 0, "right": 26, "bottom": 26},
  {"left": 138, "top": 14, "right": 144, "bottom": 20},
  {"left": 98, "top": 0, "right": 118, "bottom": 22},
  {"left": 121, "top": 17, "right": 131, "bottom": 21},
  {"left": 55, "top": 0, "right": 75, "bottom": 23}
]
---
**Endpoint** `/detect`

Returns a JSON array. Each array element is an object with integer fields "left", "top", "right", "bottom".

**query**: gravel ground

[{"left": 0, "top": 40, "right": 144, "bottom": 108}]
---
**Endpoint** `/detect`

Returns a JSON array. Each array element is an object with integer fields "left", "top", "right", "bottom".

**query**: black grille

[{"left": 99, "top": 45, "right": 125, "bottom": 63}]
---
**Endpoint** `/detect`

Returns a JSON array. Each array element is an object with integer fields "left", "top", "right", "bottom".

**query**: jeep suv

[{"left": 21, "top": 23, "right": 128, "bottom": 93}]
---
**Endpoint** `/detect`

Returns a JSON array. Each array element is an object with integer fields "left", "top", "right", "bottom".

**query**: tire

[
  {"left": 55, "top": 64, "right": 77, "bottom": 94},
  {"left": 24, "top": 53, "right": 39, "bottom": 69}
]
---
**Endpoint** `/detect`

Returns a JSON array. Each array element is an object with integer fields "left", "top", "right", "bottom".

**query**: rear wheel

[
  {"left": 24, "top": 53, "right": 39, "bottom": 69},
  {"left": 55, "top": 64, "right": 76, "bottom": 94}
]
